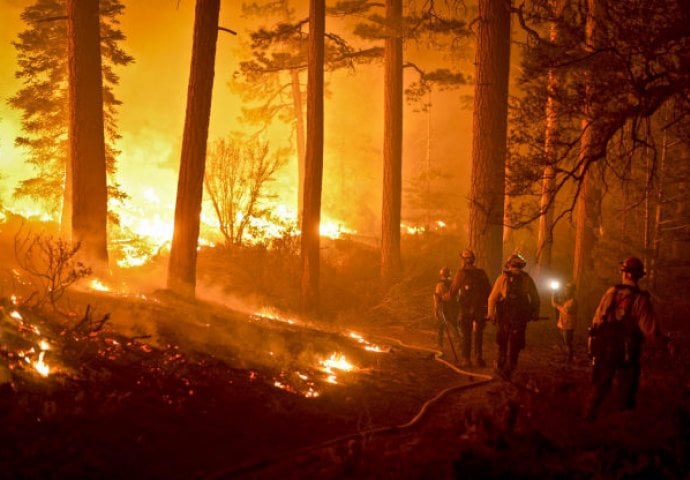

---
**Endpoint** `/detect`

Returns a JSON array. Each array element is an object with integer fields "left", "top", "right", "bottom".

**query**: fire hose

[{"left": 208, "top": 331, "right": 495, "bottom": 479}]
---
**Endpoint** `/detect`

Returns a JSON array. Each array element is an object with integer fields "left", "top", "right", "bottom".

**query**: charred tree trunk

[
  {"left": 535, "top": 0, "right": 565, "bottom": 277},
  {"left": 380, "top": 0, "right": 403, "bottom": 287},
  {"left": 469, "top": 0, "right": 511, "bottom": 280},
  {"left": 573, "top": 0, "right": 604, "bottom": 303},
  {"left": 67, "top": 0, "right": 108, "bottom": 270},
  {"left": 167, "top": 0, "right": 220, "bottom": 298},
  {"left": 650, "top": 106, "right": 669, "bottom": 289},
  {"left": 300, "top": 0, "right": 325, "bottom": 312},
  {"left": 61, "top": 166, "right": 72, "bottom": 238}
]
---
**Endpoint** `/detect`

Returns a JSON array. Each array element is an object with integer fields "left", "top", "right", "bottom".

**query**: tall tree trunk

[
  {"left": 572, "top": 0, "right": 604, "bottom": 301},
  {"left": 67, "top": 0, "right": 108, "bottom": 270},
  {"left": 300, "top": 0, "right": 325, "bottom": 312},
  {"left": 291, "top": 68, "right": 306, "bottom": 215},
  {"left": 380, "top": 0, "right": 403, "bottom": 287},
  {"left": 61, "top": 166, "right": 72, "bottom": 238},
  {"left": 167, "top": 0, "right": 220, "bottom": 298},
  {"left": 535, "top": 0, "right": 565, "bottom": 277},
  {"left": 469, "top": 0, "right": 511, "bottom": 280},
  {"left": 650, "top": 106, "right": 669, "bottom": 289}
]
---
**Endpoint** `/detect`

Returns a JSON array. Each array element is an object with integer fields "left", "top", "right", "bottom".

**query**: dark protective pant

[
  {"left": 495, "top": 318, "right": 527, "bottom": 379},
  {"left": 458, "top": 310, "right": 486, "bottom": 363},
  {"left": 561, "top": 328, "right": 574, "bottom": 363},
  {"left": 585, "top": 337, "right": 642, "bottom": 419}
]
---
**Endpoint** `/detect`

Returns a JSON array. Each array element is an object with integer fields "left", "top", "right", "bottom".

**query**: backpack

[
  {"left": 457, "top": 268, "right": 490, "bottom": 309},
  {"left": 592, "top": 285, "right": 643, "bottom": 365},
  {"left": 502, "top": 271, "right": 531, "bottom": 321}
]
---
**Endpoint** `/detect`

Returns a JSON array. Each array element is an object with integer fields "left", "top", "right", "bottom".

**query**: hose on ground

[{"left": 208, "top": 331, "right": 495, "bottom": 479}]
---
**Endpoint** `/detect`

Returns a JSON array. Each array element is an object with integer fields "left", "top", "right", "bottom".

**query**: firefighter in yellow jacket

[
  {"left": 488, "top": 254, "right": 540, "bottom": 380},
  {"left": 433, "top": 266, "right": 459, "bottom": 349},
  {"left": 446, "top": 249, "right": 492, "bottom": 367},
  {"left": 552, "top": 282, "right": 577, "bottom": 364}
]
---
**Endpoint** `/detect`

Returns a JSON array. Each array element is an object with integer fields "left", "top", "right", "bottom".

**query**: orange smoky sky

[{"left": 0, "top": 0, "right": 474, "bottom": 238}]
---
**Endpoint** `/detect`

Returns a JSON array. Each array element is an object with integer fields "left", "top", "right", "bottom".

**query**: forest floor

[
  {"left": 1, "top": 235, "right": 689, "bottom": 479},
  {"left": 1, "top": 284, "right": 689, "bottom": 479}
]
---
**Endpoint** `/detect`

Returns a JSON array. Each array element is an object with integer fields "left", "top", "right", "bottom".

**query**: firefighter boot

[{"left": 473, "top": 322, "right": 486, "bottom": 367}]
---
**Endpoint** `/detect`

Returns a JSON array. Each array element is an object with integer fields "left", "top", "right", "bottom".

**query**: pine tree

[
  {"left": 167, "top": 0, "right": 221, "bottom": 298},
  {"left": 9, "top": 0, "right": 132, "bottom": 223},
  {"left": 380, "top": 0, "right": 403, "bottom": 286},
  {"left": 67, "top": 0, "right": 108, "bottom": 267},
  {"left": 469, "top": 0, "right": 512, "bottom": 280},
  {"left": 300, "top": 0, "right": 325, "bottom": 313}
]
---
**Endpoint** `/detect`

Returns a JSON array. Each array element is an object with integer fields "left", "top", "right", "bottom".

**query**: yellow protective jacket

[
  {"left": 552, "top": 296, "right": 577, "bottom": 331},
  {"left": 488, "top": 269, "right": 540, "bottom": 323}
]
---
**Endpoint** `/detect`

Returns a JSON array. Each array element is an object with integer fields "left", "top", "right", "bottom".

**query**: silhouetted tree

[
  {"left": 508, "top": 0, "right": 690, "bottom": 313},
  {"left": 67, "top": 0, "right": 108, "bottom": 268},
  {"left": 469, "top": 0, "right": 512, "bottom": 280},
  {"left": 300, "top": 0, "right": 325, "bottom": 312},
  {"left": 233, "top": 0, "right": 307, "bottom": 213},
  {"left": 380, "top": 0, "right": 403, "bottom": 286},
  {"left": 236, "top": 0, "right": 381, "bottom": 215},
  {"left": 535, "top": 0, "right": 565, "bottom": 276},
  {"left": 572, "top": 0, "right": 605, "bottom": 301},
  {"left": 167, "top": 0, "right": 221, "bottom": 298},
  {"left": 10, "top": 0, "right": 132, "bottom": 227},
  {"left": 204, "top": 135, "right": 288, "bottom": 246}
]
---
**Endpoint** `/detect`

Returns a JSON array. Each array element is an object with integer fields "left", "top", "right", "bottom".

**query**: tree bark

[
  {"left": 572, "top": 0, "right": 604, "bottom": 299},
  {"left": 67, "top": 0, "right": 108, "bottom": 270},
  {"left": 535, "top": 0, "right": 565, "bottom": 277},
  {"left": 167, "top": 0, "right": 220, "bottom": 298},
  {"left": 300, "top": 0, "right": 325, "bottom": 312},
  {"left": 380, "top": 0, "right": 403, "bottom": 287},
  {"left": 469, "top": 0, "right": 511, "bottom": 280},
  {"left": 650, "top": 106, "right": 669, "bottom": 289}
]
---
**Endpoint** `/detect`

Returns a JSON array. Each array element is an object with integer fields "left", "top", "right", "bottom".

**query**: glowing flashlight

[{"left": 549, "top": 280, "right": 561, "bottom": 291}]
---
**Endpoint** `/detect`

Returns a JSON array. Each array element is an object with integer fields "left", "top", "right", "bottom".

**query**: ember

[{"left": 348, "top": 331, "right": 390, "bottom": 353}]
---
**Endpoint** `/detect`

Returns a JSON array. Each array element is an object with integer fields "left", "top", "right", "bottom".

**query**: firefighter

[
  {"left": 488, "top": 254, "right": 540, "bottom": 380},
  {"left": 583, "top": 256, "right": 668, "bottom": 421},
  {"left": 552, "top": 282, "right": 577, "bottom": 364},
  {"left": 433, "top": 266, "right": 458, "bottom": 349},
  {"left": 445, "top": 249, "right": 492, "bottom": 367}
]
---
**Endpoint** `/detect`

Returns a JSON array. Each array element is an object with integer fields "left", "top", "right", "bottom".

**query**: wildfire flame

[
  {"left": 89, "top": 279, "right": 110, "bottom": 292},
  {"left": 320, "top": 353, "right": 355, "bottom": 372},
  {"left": 33, "top": 351, "right": 50, "bottom": 377},
  {"left": 252, "top": 307, "right": 296, "bottom": 325},
  {"left": 348, "top": 331, "right": 389, "bottom": 353},
  {"left": 401, "top": 220, "right": 448, "bottom": 235}
]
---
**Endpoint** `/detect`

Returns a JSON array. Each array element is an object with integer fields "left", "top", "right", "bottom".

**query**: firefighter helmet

[
  {"left": 506, "top": 253, "right": 527, "bottom": 269},
  {"left": 439, "top": 266, "right": 451, "bottom": 279},
  {"left": 460, "top": 249, "right": 476, "bottom": 262},
  {"left": 620, "top": 256, "right": 645, "bottom": 278}
]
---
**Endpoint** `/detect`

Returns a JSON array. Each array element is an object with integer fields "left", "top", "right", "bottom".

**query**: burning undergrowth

[{"left": 0, "top": 276, "right": 469, "bottom": 477}]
